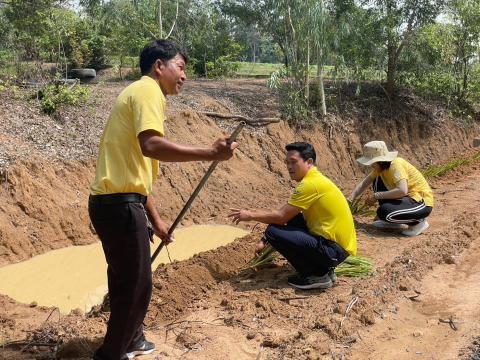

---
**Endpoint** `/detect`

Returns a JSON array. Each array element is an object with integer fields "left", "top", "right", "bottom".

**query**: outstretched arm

[
  {"left": 138, "top": 130, "right": 238, "bottom": 162},
  {"left": 228, "top": 204, "right": 301, "bottom": 225},
  {"left": 348, "top": 173, "right": 374, "bottom": 202}
]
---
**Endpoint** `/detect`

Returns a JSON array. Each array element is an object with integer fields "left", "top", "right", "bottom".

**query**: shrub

[{"left": 38, "top": 83, "right": 89, "bottom": 114}]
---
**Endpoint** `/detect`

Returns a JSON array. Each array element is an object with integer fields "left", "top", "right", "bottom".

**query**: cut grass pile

[{"left": 245, "top": 244, "right": 373, "bottom": 277}]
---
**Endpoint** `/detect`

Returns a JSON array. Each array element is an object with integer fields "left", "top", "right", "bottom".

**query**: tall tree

[{"left": 374, "top": 0, "right": 445, "bottom": 97}]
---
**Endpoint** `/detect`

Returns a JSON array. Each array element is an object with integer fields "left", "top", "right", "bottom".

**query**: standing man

[
  {"left": 89, "top": 39, "right": 237, "bottom": 360},
  {"left": 229, "top": 142, "right": 356, "bottom": 290}
]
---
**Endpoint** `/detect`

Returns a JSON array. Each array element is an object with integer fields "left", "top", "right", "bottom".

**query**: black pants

[
  {"left": 264, "top": 214, "right": 349, "bottom": 277},
  {"left": 88, "top": 197, "right": 152, "bottom": 360},
  {"left": 373, "top": 177, "right": 432, "bottom": 224}
]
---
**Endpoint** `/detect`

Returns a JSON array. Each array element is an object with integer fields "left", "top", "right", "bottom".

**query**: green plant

[
  {"left": 334, "top": 256, "right": 373, "bottom": 277},
  {"left": 245, "top": 244, "right": 373, "bottom": 278},
  {"left": 348, "top": 198, "right": 376, "bottom": 217},
  {"left": 38, "top": 83, "right": 89, "bottom": 114},
  {"left": 422, "top": 152, "right": 480, "bottom": 179},
  {"left": 244, "top": 243, "right": 277, "bottom": 269}
]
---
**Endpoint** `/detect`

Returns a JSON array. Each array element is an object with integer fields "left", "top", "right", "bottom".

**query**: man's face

[
  {"left": 285, "top": 150, "right": 312, "bottom": 181},
  {"left": 156, "top": 54, "right": 187, "bottom": 96}
]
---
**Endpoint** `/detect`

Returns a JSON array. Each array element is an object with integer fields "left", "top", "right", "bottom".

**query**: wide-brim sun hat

[{"left": 356, "top": 140, "right": 398, "bottom": 166}]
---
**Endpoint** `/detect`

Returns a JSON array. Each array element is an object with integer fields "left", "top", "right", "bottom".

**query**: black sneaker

[
  {"left": 287, "top": 274, "right": 332, "bottom": 290},
  {"left": 328, "top": 268, "right": 337, "bottom": 283},
  {"left": 125, "top": 340, "right": 155, "bottom": 359}
]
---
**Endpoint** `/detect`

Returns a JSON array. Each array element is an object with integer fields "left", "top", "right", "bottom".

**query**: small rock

[
  {"left": 29, "top": 301, "right": 38, "bottom": 308},
  {"left": 443, "top": 254, "right": 457, "bottom": 264},
  {"left": 220, "top": 298, "right": 228, "bottom": 306},
  {"left": 70, "top": 308, "right": 83, "bottom": 316},
  {"left": 413, "top": 330, "right": 423, "bottom": 337},
  {"left": 399, "top": 283, "right": 409, "bottom": 291},
  {"left": 246, "top": 332, "right": 257, "bottom": 340}
]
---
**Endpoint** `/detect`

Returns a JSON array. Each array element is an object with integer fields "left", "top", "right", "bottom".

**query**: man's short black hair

[
  {"left": 139, "top": 39, "right": 188, "bottom": 75},
  {"left": 285, "top": 142, "right": 316, "bottom": 162}
]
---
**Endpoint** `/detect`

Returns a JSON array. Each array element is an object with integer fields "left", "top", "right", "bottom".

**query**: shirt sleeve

[
  {"left": 131, "top": 89, "right": 166, "bottom": 137},
  {"left": 288, "top": 180, "right": 318, "bottom": 210},
  {"left": 389, "top": 161, "right": 408, "bottom": 184}
]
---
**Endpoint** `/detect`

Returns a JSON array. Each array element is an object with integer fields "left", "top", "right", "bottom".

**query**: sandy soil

[{"left": 1, "top": 78, "right": 480, "bottom": 359}]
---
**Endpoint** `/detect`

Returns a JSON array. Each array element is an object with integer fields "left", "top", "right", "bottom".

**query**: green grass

[
  {"left": 348, "top": 198, "right": 376, "bottom": 217},
  {"left": 422, "top": 151, "right": 480, "bottom": 179},
  {"left": 232, "top": 61, "right": 334, "bottom": 77},
  {"left": 245, "top": 244, "right": 373, "bottom": 278},
  {"left": 232, "top": 61, "right": 284, "bottom": 76}
]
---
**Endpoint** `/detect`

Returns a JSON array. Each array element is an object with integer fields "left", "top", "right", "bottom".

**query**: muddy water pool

[{"left": 0, "top": 224, "right": 248, "bottom": 314}]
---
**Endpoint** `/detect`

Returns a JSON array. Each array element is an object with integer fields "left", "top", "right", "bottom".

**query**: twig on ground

[
  {"left": 339, "top": 296, "right": 359, "bottom": 330},
  {"left": 439, "top": 315, "right": 459, "bottom": 331},
  {"left": 276, "top": 296, "right": 309, "bottom": 302},
  {"left": 198, "top": 111, "right": 280, "bottom": 126}
]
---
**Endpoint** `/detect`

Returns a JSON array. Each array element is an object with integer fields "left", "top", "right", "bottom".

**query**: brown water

[{"left": 0, "top": 224, "right": 248, "bottom": 314}]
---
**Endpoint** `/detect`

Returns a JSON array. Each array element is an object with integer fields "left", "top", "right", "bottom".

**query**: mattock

[{"left": 150, "top": 122, "right": 246, "bottom": 265}]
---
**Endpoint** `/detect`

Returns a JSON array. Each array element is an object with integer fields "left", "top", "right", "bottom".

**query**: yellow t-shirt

[
  {"left": 288, "top": 167, "right": 357, "bottom": 256},
  {"left": 371, "top": 157, "right": 434, "bottom": 207},
  {"left": 90, "top": 76, "right": 166, "bottom": 196}
]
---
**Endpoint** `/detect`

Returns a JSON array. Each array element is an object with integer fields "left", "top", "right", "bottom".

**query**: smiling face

[
  {"left": 285, "top": 150, "right": 313, "bottom": 181},
  {"left": 154, "top": 54, "right": 187, "bottom": 96}
]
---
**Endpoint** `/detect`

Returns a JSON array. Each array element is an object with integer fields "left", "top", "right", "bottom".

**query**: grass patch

[
  {"left": 232, "top": 61, "right": 334, "bottom": 77},
  {"left": 422, "top": 151, "right": 480, "bottom": 179},
  {"left": 245, "top": 244, "right": 373, "bottom": 277},
  {"left": 349, "top": 198, "right": 376, "bottom": 217}
]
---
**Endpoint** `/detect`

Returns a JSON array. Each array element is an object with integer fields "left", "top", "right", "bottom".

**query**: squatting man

[{"left": 229, "top": 142, "right": 357, "bottom": 290}]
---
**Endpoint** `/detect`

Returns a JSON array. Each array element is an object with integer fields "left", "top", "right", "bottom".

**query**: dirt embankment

[
  {"left": 0, "top": 80, "right": 477, "bottom": 266},
  {"left": 1, "top": 79, "right": 480, "bottom": 359}
]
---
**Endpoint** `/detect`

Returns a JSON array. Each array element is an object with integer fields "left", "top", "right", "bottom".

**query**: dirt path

[
  {"left": 1, "top": 158, "right": 479, "bottom": 360},
  {"left": 125, "top": 160, "right": 480, "bottom": 359}
]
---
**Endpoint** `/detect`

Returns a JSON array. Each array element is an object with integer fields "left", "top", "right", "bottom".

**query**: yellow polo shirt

[
  {"left": 371, "top": 157, "right": 434, "bottom": 207},
  {"left": 90, "top": 76, "right": 166, "bottom": 196},
  {"left": 288, "top": 167, "right": 357, "bottom": 256}
]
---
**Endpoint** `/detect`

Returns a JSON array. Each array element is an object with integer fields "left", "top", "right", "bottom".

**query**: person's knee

[
  {"left": 264, "top": 224, "right": 280, "bottom": 245},
  {"left": 376, "top": 205, "right": 388, "bottom": 221}
]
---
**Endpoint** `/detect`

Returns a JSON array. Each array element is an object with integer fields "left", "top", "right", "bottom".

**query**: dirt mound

[{"left": 146, "top": 231, "right": 261, "bottom": 323}]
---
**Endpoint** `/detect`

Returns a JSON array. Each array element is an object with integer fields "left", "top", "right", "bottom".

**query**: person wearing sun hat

[{"left": 348, "top": 141, "right": 433, "bottom": 236}]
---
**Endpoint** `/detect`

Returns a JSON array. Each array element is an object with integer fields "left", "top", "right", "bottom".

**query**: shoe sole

[
  {"left": 126, "top": 349, "right": 154, "bottom": 359},
  {"left": 287, "top": 280, "right": 333, "bottom": 290},
  {"left": 373, "top": 222, "right": 406, "bottom": 230},
  {"left": 402, "top": 222, "right": 429, "bottom": 237}
]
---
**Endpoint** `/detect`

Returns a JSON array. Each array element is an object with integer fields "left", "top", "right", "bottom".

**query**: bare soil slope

[{"left": 1, "top": 79, "right": 479, "bottom": 359}]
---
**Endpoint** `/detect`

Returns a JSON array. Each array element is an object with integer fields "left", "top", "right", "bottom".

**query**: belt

[{"left": 89, "top": 193, "right": 147, "bottom": 205}]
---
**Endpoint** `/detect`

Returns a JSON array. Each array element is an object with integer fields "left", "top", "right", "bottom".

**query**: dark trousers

[
  {"left": 88, "top": 199, "right": 152, "bottom": 360},
  {"left": 373, "top": 177, "right": 432, "bottom": 224},
  {"left": 264, "top": 214, "right": 349, "bottom": 277}
]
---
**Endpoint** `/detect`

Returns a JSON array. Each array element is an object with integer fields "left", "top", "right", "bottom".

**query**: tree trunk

[
  {"left": 305, "top": 40, "right": 310, "bottom": 101},
  {"left": 317, "top": 48, "right": 326, "bottom": 116},
  {"left": 158, "top": 0, "right": 163, "bottom": 38},
  {"left": 386, "top": 40, "right": 397, "bottom": 99}
]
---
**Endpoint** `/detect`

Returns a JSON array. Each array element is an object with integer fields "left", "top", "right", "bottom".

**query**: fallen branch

[{"left": 198, "top": 111, "right": 281, "bottom": 126}]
